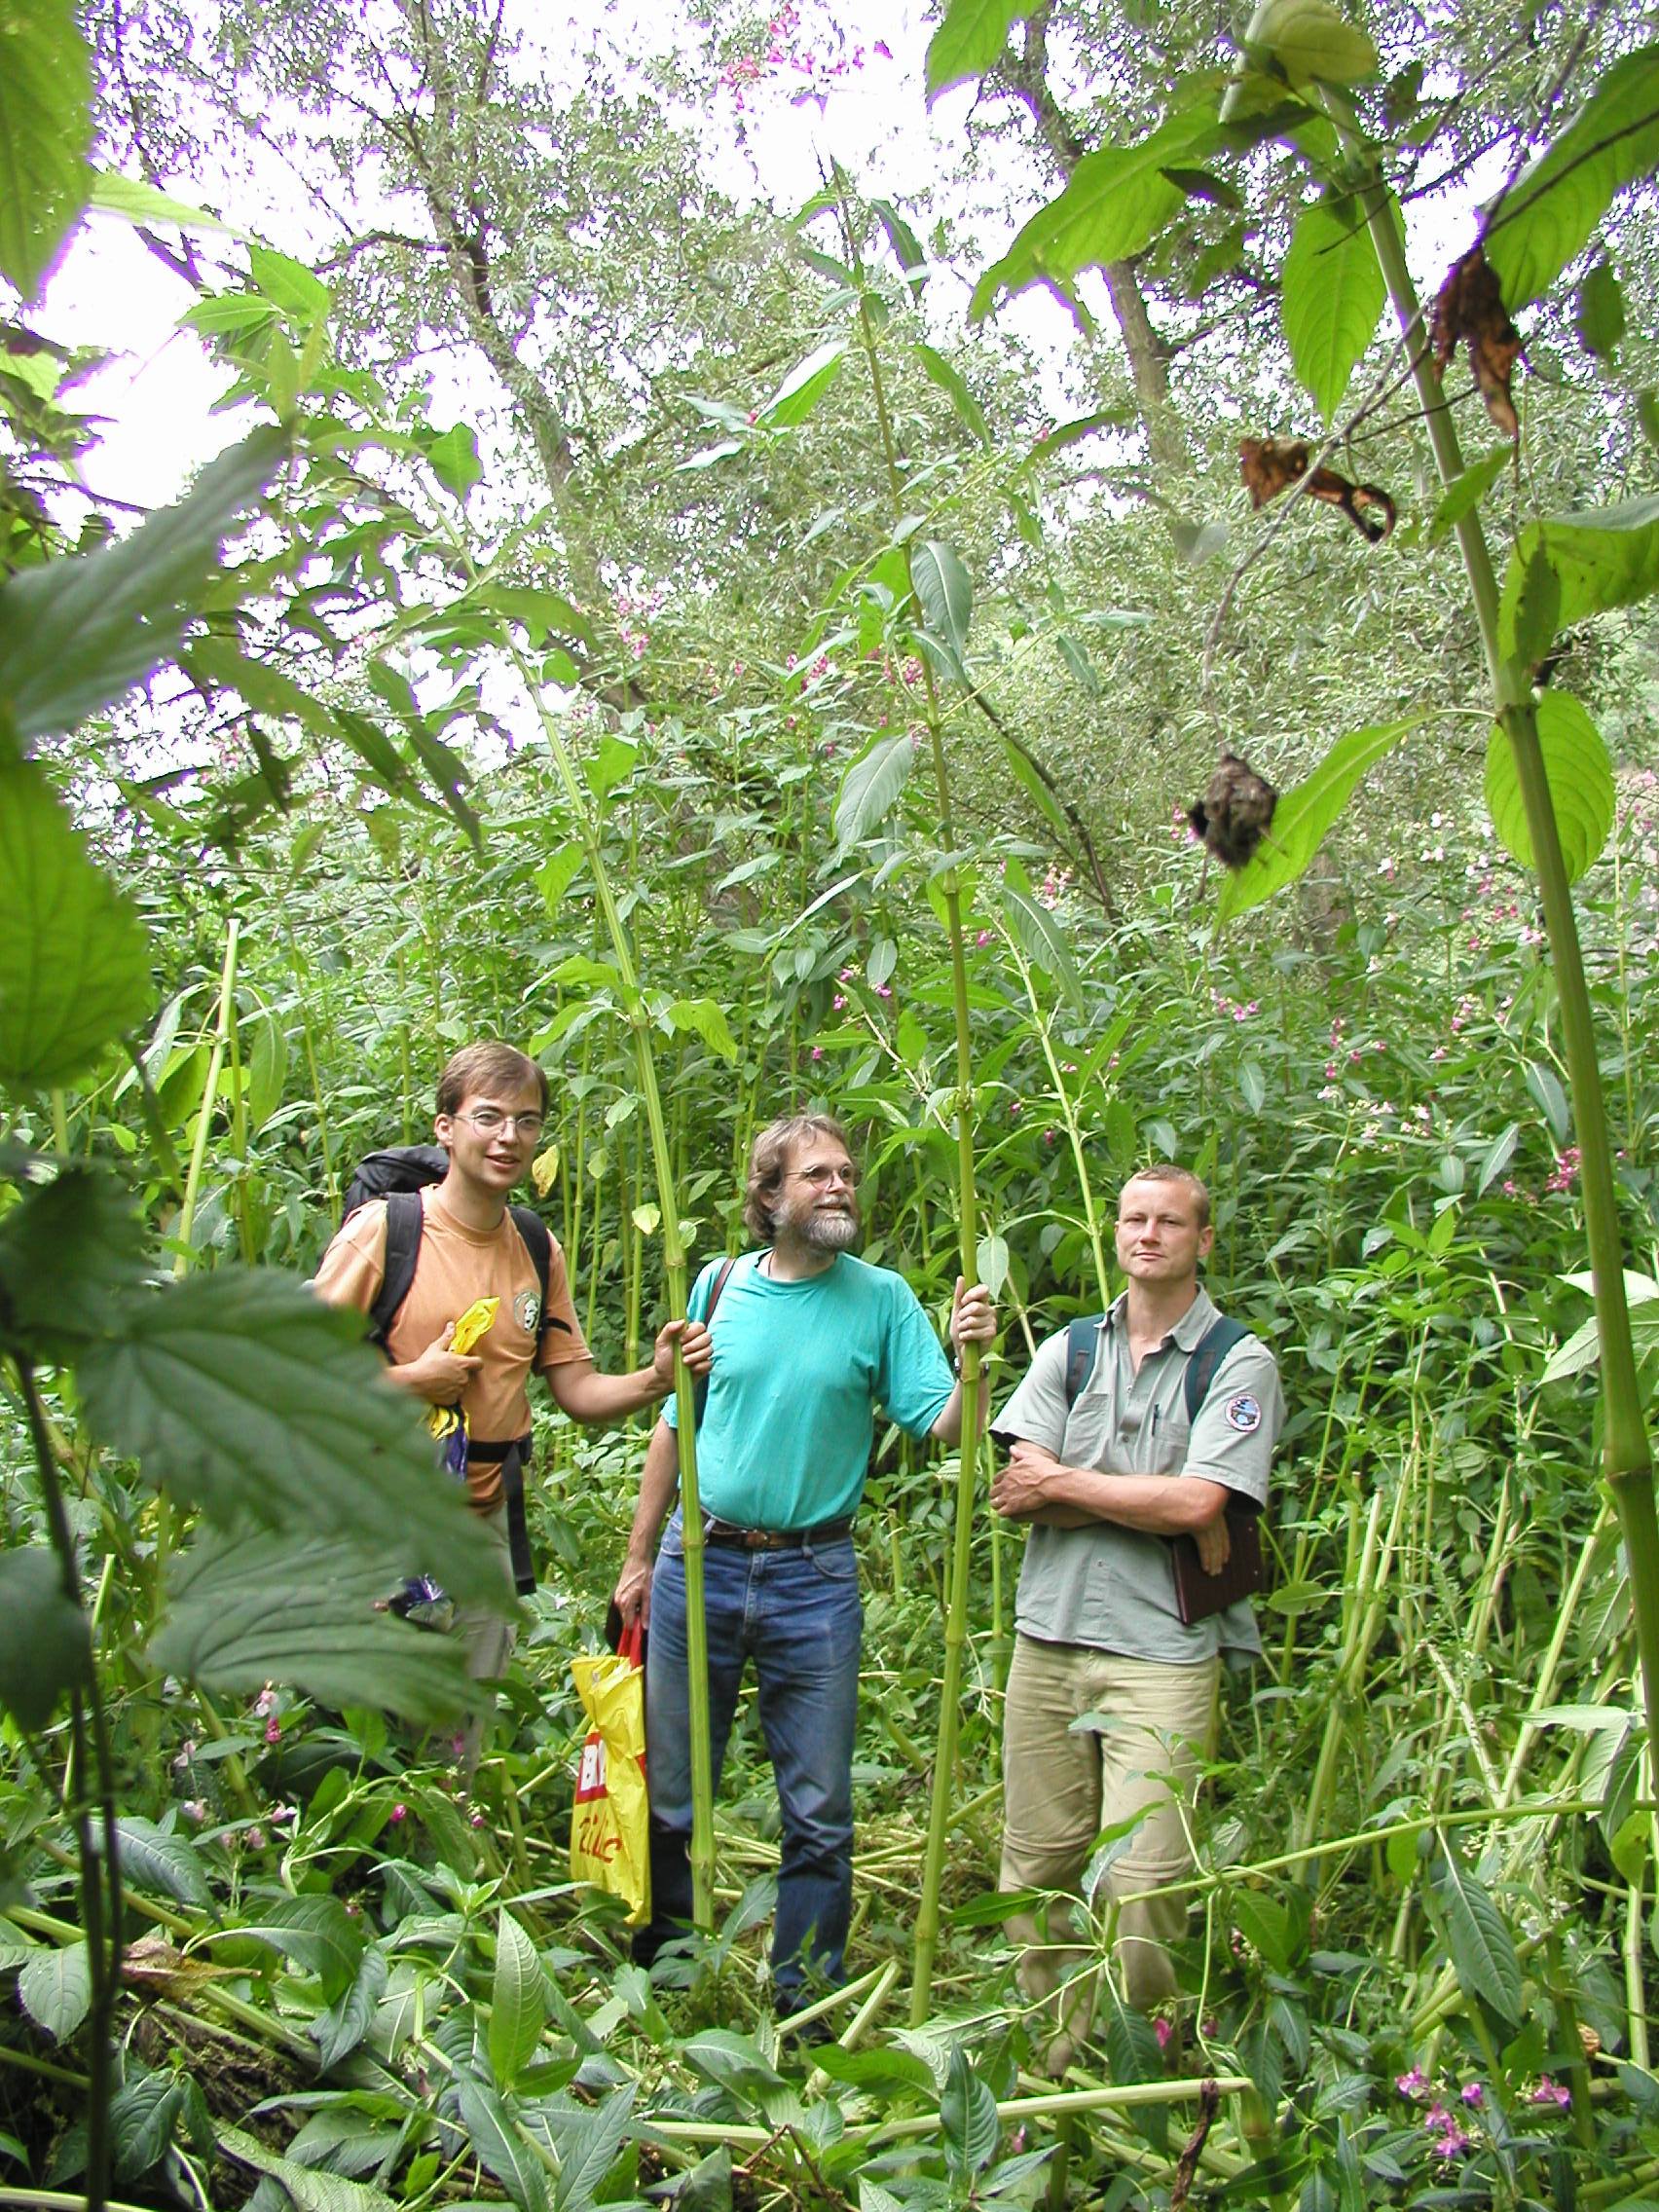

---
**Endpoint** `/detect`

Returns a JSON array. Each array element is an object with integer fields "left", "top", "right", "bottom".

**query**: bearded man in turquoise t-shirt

[{"left": 612, "top": 1113, "right": 995, "bottom": 2021}]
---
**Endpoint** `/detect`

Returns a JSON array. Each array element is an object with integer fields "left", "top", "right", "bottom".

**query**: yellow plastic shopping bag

[{"left": 569, "top": 1621, "right": 649, "bottom": 1925}]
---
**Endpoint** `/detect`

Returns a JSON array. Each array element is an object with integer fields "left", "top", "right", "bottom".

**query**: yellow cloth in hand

[{"left": 425, "top": 1298, "right": 499, "bottom": 1439}]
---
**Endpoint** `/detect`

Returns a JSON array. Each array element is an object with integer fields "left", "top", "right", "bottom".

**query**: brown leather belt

[{"left": 702, "top": 1515, "right": 854, "bottom": 1551}]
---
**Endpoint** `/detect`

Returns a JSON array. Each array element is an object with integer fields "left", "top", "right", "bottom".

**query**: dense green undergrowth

[
  {"left": 4, "top": 762, "right": 1658, "bottom": 2208},
  {"left": 4, "top": 0, "right": 1659, "bottom": 2204}
]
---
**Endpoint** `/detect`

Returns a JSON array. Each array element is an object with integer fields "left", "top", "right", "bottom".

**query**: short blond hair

[{"left": 1120, "top": 1162, "right": 1210, "bottom": 1228}]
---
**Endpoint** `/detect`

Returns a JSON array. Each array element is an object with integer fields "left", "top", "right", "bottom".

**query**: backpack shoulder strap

[
  {"left": 1183, "top": 1316, "right": 1251, "bottom": 1422},
  {"left": 693, "top": 1256, "right": 738, "bottom": 1426},
  {"left": 1063, "top": 1314, "right": 1103, "bottom": 1410},
  {"left": 370, "top": 1192, "right": 424, "bottom": 1346},
  {"left": 508, "top": 1205, "right": 553, "bottom": 1346}
]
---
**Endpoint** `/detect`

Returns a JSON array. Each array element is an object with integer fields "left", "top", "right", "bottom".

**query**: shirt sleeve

[
  {"left": 992, "top": 1329, "right": 1072, "bottom": 1453},
  {"left": 310, "top": 1204, "right": 388, "bottom": 1315},
  {"left": 875, "top": 1279, "right": 955, "bottom": 1438},
  {"left": 1181, "top": 1339, "right": 1283, "bottom": 1507},
  {"left": 535, "top": 1232, "right": 591, "bottom": 1371}
]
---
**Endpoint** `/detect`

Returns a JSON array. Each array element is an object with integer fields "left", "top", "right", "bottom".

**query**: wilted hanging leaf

[
  {"left": 1430, "top": 246, "right": 1522, "bottom": 439},
  {"left": 1238, "top": 437, "right": 1396, "bottom": 541},
  {"left": 1189, "top": 753, "right": 1278, "bottom": 868}
]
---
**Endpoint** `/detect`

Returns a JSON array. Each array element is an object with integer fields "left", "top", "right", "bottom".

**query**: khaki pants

[
  {"left": 1000, "top": 1635, "right": 1218, "bottom": 2057},
  {"left": 444, "top": 1505, "right": 519, "bottom": 1775}
]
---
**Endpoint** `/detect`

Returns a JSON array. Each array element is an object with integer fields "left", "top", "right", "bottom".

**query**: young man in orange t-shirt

[{"left": 313, "top": 1040, "right": 710, "bottom": 1763}]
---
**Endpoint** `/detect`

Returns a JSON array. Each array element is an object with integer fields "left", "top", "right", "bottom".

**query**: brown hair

[
  {"left": 1120, "top": 1162, "right": 1211, "bottom": 1228},
  {"left": 745, "top": 1113, "right": 852, "bottom": 1243},
  {"left": 436, "top": 1042, "right": 549, "bottom": 1120}
]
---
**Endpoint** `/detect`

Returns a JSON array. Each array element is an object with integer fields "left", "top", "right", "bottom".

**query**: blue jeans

[{"left": 638, "top": 1512, "right": 862, "bottom": 2006}]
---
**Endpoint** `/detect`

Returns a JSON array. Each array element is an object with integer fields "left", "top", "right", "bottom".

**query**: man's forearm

[
  {"left": 996, "top": 1451, "right": 1230, "bottom": 1534},
  {"left": 1000, "top": 1502, "right": 1098, "bottom": 1529},
  {"left": 624, "top": 1421, "right": 682, "bottom": 1567},
  {"left": 931, "top": 1372, "right": 994, "bottom": 1446},
  {"left": 548, "top": 1359, "right": 671, "bottom": 1425},
  {"left": 1043, "top": 1462, "right": 1229, "bottom": 1534}
]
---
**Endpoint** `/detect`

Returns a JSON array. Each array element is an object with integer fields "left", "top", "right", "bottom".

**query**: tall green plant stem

[
  {"left": 18, "top": 1356, "right": 120, "bottom": 2212},
  {"left": 502, "top": 639, "right": 715, "bottom": 1929},
  {"left": 830, "top": 189, "right": 986, "bottom": 2022},
  {"left": 1338, "top": 109, "right": 1659, "bottom": 1765},
  {"left": 173, "top": 916, "right": 240, "bottom": 1277}
]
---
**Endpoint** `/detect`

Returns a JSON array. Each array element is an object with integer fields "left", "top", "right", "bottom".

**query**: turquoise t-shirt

[{"left": 663, "top": 1251, "right": 955, "bottom": 1528}]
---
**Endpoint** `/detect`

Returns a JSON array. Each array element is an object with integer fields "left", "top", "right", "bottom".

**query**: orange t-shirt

[{"left": 312, "top": 1181, "right": 590, "bottom": 1513}]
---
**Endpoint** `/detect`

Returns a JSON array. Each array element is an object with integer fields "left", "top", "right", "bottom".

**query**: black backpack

[{"left": 342, "top": 1145, "right": 556, "bottom": 1595}]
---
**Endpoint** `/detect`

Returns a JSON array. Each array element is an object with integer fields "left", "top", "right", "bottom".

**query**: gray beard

[{"left": 801, "top": 1209, "right": 861, "bottom": 1253}]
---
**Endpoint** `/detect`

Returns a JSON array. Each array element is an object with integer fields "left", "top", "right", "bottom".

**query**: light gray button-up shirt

[{"left": 995, "top": 1285, "right": 1283, "bottom": 1665}]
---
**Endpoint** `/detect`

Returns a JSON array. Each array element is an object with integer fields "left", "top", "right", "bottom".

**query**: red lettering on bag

[{"left": 574, "top": 1811, "right": 623, "bottom": 1862}]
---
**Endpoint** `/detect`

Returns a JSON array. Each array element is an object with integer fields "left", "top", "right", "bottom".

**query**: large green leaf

[
  {"left": 758, "top": 342, "right": 845, "bottom": 429},
  {"left": 110, "top": 2068, "right": 192, "bottom": 2180},
  {"left": 910, "top": 540, "right": 973, "bottom": 665},
  {"left": 535, "top": 2085, "right": 636, "bottom": 2212},
  {"left": 1484, "top": 46, "right": 1659, "bottom": 313},
  {"left": 218, "top": 1894, "right": 364, "bottom": 2003},
  {"left": 914, "top": 344, "right": 991, "bottom": 446},
  {"left": 1001, "top": 878, "right": 1086, "bottom": 1014},
  {"left": 833, "top": 730, "right": 915, "bottom": 851},
  {"left": 313, "top": 1943, "right": 388, "bottom": 2071},
  {"left": 89, "top": 169, "right": 251, "bottom": 237},
  {"left": 0, "top": 1546, "right": 91, "bottom": 1731},
  {"left": 1497, "top": 494, "right": 1659, "bottom": 662},
  {"left": 1484, "top": 693, "right": 1613, "bottom": 885},
  {"left": 0, "top": 1160, "right": 147, "bottom": 1358},
  {"left": 1432, "top": 1848, "right": 1522, "bottom": 2029},
  {"left": 665, "top": 997, "right": 738, "bottom": 1062},
  {"left": 940, "top": 2045, "right": 999, "bottom": 2179},
  {"left": 148, "top": 1522, "right": 476, "bottom": 1719},
  {"left": 77, "top": 1269, "right": 504, "bottom": 1604},
  {"left": 1426, "top": 449, "right": 1512, "bottom": 544},
  {"left": 1216, "top": 716, "right": 1420, "bottom": 923},
  {"left": 114, "top": 1818, "right": 213, "bottom": 1910},
  {"left": 0, "top": 424, "right": 289, "bottom": 741},
  {"left": 1281, "top": 193, "right": 1383, "bottom": 422},
  {"left": 18, "top": 1940, "right": 91, "bottom": 2042},
  {"left": 0, "top": 0, "right": 91, "bottom": 300},
  {"left": 0, "top": 762, "right": 152, "bottom": 1090},
  {"left": 998, "top": 733, "right": 1074, "bottom": 846},
  {"left": 220, "top": 2125, "right": 399, "bottom": 2212},
  {"left": 972, "top": 105, "right": 1218, "bottom": 319},
  {"left": 490, "top": 1909, "right": 547, "bottom": 2090},
  {"left": 453, "top": 2073, "right": 552, "bottom": 2212},
  {"left": 926, "top": 0, "right": 1026, "bottom": 97},
  {"left": 1240, "top": 0, "right": 1378, "bottom": 88},
  {"left": 185, "top": 637, "right": 338, "bottom": 736}
]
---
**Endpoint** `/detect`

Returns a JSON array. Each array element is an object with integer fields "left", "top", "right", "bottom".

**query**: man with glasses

[
  {"left": 613, "top": 1112, "right": 995, "bottom": 2022},
  {"left": 313, "top": 1041, "right": 710, "bottom": 1761}
]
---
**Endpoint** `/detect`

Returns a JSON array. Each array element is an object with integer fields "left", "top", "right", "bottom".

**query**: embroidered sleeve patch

[{"left": 1225, "top": 1392, "right": 1263, "bottom": 1434}]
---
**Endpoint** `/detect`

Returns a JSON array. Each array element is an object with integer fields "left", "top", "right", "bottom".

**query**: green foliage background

[{"left": 1, "top": 0, "right": 1658, "bottom": 2205}]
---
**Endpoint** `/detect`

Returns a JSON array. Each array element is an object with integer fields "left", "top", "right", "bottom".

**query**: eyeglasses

[
  {"left": 792, "top": 1162, "right": 860, "bottom": 1191},
  {"left": 457, "top": 1110, "right": 545, "bottom": 1139}
]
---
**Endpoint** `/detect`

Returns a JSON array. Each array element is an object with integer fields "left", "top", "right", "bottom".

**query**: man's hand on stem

[{"left": 651, "top": 1315, "right": 713, "bottom": 1391}]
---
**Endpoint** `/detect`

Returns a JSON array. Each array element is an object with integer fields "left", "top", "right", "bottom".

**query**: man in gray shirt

[{"left": 992, "top": 1163, "right": 1282, "bottom": 2065}]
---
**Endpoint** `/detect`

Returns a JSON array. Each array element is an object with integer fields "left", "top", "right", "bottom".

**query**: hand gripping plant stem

[
  {"left": 829, "top": 179, "right": 987, "bottom": 2020},
  {"left": 499, "top": 628, "right": 718, "bottom": 1930},
  {"left": 1326, "top": 94, "right": 1659, "bottom": 1768}
]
